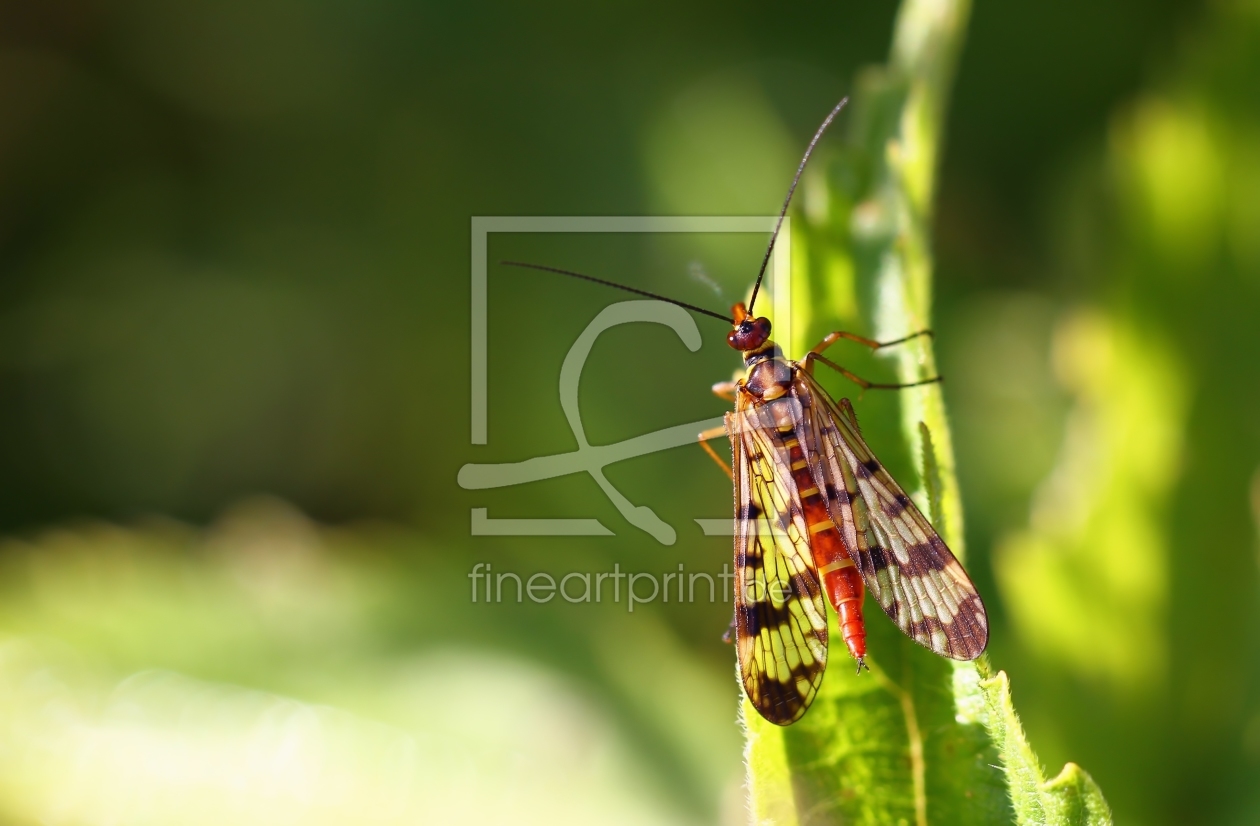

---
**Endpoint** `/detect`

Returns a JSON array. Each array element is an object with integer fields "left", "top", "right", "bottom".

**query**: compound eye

[
  {"left": 726, "top": 317, "right": 771, "bottom": 351},
  {"left": 752, "top": 317, "right": 771, "bottom": 344}
]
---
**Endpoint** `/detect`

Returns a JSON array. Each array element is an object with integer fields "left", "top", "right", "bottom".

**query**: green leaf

[
  {"left": 740, "top": 0, "right": 1115, "bottom": 823},
  {"left": 919, "top": 422, "right": 946, "bottom": 537},
  {"left": 976, "top": 666, "right": 1114, "bottom": 826}
]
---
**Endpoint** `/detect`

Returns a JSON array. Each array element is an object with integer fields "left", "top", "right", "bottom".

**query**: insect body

[
  {"left": 502, "top": 96, "right": 987, "bottom": 727},
  {"left": 712, "top": 303, "right": 988, "bottom": 725}
]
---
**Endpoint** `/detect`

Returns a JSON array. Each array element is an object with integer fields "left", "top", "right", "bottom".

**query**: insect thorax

[{"left": 742, "top": 343, "right": 792, "bottom": 400}]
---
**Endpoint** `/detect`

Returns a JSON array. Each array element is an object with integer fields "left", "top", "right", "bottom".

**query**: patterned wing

[
  {"left": 794, "top": 369, "right": 988, "bottom": 660},
  {"left": 729, "top": 397, "right": 830, "bottom": 725}
]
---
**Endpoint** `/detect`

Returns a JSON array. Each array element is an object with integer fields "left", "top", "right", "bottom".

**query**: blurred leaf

[
  {"left": 995, "top": 311, "right": 1184, "bottom": 692},
  {"left": 0, "top": 501, "right": 740, "bottom": 826},
  {"left": 983, "top": 6, "right": 1260, "bottom": 822},
  {"left": 741, "top": 0, "right": 1112, "bottom": 822}
]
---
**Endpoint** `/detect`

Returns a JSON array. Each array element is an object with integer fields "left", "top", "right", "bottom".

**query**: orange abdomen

[{"left": 784, "top": 438, "right": 867, "bottom": 663}]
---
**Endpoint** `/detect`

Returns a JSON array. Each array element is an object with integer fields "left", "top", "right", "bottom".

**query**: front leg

[
  {"left": 802, "top": 329, "right": 940, "bottom": 389},
  {"left": 697, "top": 380, "right": 739, "bottom": 478},
  {"left": 698, "top": 423, "right": 732, "bottom": 479},
  {"left": 809, "top": 328, "right": 933, "bottom": 357},
  {"left": 711, "top": 379, "right": 738, "bottom": 402}
]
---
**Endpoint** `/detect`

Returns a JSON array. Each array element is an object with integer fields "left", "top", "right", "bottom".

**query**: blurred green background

[{"left": 1, "top": 1, "right": 1259, "bottom": 824}]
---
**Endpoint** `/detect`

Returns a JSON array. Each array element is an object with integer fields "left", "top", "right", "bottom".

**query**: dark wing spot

[
  {"left": 825, "top": 484, "right": 852, "bottom": 506},
  {"left": 738, "top": 501, "right": 764, "bottom": 521},
  {"left": 789, "top": 574, "right": 817, "bottom": 601},
  {"left": 908, "top": 542, "right": 949, "bottom": 571},
  {"left": 908, "top": 616, "right": 946, "bottom": 646},
  {"left": 867, "top": 545, "right": 890, "bottom": 572},
  {"left": 859, "top": 458, "right": 881, "bottom": 477},
  {"left": 882, "top": 493, "right": 911, "bottom": 517},
  {"left": 761, "top": 687, "right": 809, "bottom": 725},
  {"left": 944, "top": 595, "right": 989, "bottom": 659},
  {"left": 790, "top": 661, "right": 816, "bottom": 683},
  {"left": 737, "top": 603, "right": 768, "bottom": 637}
]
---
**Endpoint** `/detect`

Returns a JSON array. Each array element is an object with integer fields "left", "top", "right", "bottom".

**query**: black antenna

[
  {"left": 501, "top": 261, "right": 734, "bottom": 324},
  {"left": 747, "top": 96, "right": 849, "bottom": 315}
]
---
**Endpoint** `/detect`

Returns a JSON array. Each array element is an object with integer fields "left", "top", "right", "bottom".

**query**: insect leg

[
  {"left": 809, "top": 328, "right": 933, "bottom": 355},
  {"left": 698, "top": 423, "right": 732, "bottom": 479},
  {"left": 711, "top": 380, "right": 738, "bottom": 402},
  {"left": 802, "top": 352, "right": 942, "bottom": 391}
]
